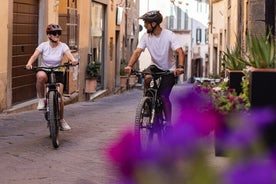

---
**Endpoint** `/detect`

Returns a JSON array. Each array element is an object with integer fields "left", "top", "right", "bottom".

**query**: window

[
  {"left": 59, "top": 0, "right": 79, "bottom": 51},
  {"left": 184, "top": 11, "right": 188, "bottom": 30},
  {"left": 169, "top": 6, "right": 175, "bottom": 29},
  {"left": 197, "top": 0, "right": 202, "bottom": 12},
  {"left": 177, "top": 7, "right": 181, "bottom": 30},
  {"left": 205, "top": 28, "right": 208, "bottom": 43},
  {"left": 196, "top": 28, "right": 202, "bottom": 44}
]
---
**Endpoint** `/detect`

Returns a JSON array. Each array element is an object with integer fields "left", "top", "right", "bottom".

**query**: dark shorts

[
  {"left": 46, "top": 71, "right": 65, "bottom": 84},
  {"left": 144, "top": 65, "right": 176, "bottom": 97}
]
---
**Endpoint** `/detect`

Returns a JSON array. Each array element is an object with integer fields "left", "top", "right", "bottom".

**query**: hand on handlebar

[
  {"left": 25, "top": 64, "right": 32, "bottom": 70},
  {"left": 69, "top": 60, "right": 79, "bottom": 66},
  {"left": 124, "top": 65, "right": 132, "bottom": 75},
  {"left": 174, "top": 68, "right": 184, "bottom": 76}
]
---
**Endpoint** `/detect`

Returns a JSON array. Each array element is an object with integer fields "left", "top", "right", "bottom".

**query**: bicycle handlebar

[
  {"left": 131, "top": 69, "right": 173, "bottom": 77},
  {"left": 25, "top": 62, "right": 79, "bottom": 72}
]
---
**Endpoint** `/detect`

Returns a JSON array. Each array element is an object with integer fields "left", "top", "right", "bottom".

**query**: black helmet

[
  {"left": 46, "top": 24, "right": 62, "bottom": 35},
  {"left": 139, "top": 10, "right": 163, "bottom": 24}
]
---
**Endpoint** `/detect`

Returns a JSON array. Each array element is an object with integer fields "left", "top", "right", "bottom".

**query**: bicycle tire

[
  {"left": 135, "top": 97, "right": 154, "bottom": 150},
  {"left": 48, "top": 91, "right": 60, "bottom": 148}
]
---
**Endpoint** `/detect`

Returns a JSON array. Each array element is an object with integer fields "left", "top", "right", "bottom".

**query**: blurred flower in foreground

[
  {"left": 106, "top": 88, "right": 276, "bottom": 184},
  {"left": 222, "top": 158, "right": 276, "bottom": 184}
]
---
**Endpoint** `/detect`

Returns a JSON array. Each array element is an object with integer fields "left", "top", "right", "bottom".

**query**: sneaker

[
  {"left": 37, "top": 98, "right": 45, "bottom": 110},
  {"left": 60, "top": 119, "right": 71, "bottom": 131}
]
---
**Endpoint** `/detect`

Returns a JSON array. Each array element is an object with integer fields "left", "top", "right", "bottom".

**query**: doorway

[{"left": 12, "top": 0, "right": 39, "bottom": 104}]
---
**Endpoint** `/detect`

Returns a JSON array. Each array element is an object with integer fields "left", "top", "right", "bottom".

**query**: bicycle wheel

[
  {"left": 135, "top": 97, "right": 154, "bottom": 150},
  {"left": 48, "top": 91, "right": 60, "bottom": 148}
]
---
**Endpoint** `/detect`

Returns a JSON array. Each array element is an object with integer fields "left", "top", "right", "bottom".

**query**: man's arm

[
  {"left": 174, "top": 47, "right": 185, "bottom": 76},
  {"left": 125, "top": 48, "right": 144, "bottom": 75}
]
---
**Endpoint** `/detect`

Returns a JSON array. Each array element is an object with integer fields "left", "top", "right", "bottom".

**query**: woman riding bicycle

[
  {"left": 25, "top": 24, "right": 78, "bottom": 131},
  {"left": 125, "top": 10, "right": 185, "bottom": 128}
]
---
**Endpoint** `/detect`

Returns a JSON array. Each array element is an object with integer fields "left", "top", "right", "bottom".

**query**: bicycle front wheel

[
  {"left": 135, "top": 97, "right": 153, "bottom": 150},
  {"left": 48, "top": 91, "right": 60, "bottom": 148}
]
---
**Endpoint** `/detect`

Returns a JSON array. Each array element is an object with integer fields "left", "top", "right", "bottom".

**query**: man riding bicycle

[
  {"left": 25, "top": 24, "right": 78, "bottom": 131},
  {"left": 125, "top": 10, "right": 185, "bottom": 128}
]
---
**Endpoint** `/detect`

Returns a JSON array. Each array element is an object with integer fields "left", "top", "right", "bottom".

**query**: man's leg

[
  {"left": 159, "top": 74, "right": 176, "bottom": 125},
  {"left": 160, "top": 95, "right": 172, "bottom": 124}
]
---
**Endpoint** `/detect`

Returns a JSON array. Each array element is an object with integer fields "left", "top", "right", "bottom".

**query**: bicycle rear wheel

[
  {"left": 48, "top": 91, "right": 60, "bottom": 148},
  {"left": 135, "top": 97, "right": 154, "bottom": 150}
]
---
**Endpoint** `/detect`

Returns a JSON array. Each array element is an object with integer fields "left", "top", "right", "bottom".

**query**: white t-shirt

[
  {"left": 138, "top": 29, "right": 182, "bottom": 70},
  {"left": 36, "top": 41, "right": 70, "bottom": 67}
]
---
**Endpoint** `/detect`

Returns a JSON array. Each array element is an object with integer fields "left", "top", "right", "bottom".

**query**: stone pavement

[{"left": 0, "top": 83, "right": 228, "bottom": 184}]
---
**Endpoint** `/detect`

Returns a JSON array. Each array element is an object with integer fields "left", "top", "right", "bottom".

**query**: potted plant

[
  {"left": 193, "top": 80, "right": 250, "bottom": 156},
  {"left": 239, "top": 31, "right": 276, "bottom": 108},
  {"left": 85, "top": 61, "right": 100, "bottom": 93},
  {"left": 239, "top": 30, "right": 276, "bottom": 149},
  {"left": 120, "top": 59, "right": 128, "bottom": 89}
]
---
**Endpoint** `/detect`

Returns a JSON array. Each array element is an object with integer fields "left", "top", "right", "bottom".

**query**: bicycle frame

[
  {"left": 136, "top": 70, "right": 172, "bottom": 125},
  {"left": 134, "top": 69, "right": 173, "bottom": 150},
  {"left": 144, "top": 75, "right": 163, "bottom": 124}
]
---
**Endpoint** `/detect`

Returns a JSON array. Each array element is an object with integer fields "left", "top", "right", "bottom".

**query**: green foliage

[
  {"left": 194, "top": 76, "right": 250, "bottom": 115},
  {"left": 120, "top": 59, "right": 127, "bottom": 76},
  {"left": 242, "top": 31, "right": 276, "bottom": 68},
  {"left": 86, "top": 61, "right": 100, "bottom": 79},
  {"left": 222, "top": 45, "right": 246, "bottom": 70}
]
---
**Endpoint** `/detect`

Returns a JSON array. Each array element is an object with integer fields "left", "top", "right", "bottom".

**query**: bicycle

[
  {"left": 26, "top": 63, "right": 74, "bottom": 148},
  {"left": 132, "top": 68, "right": 173, "bottom": 150}
]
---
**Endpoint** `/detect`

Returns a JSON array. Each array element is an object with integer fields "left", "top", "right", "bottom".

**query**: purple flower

[
  {"left": 106, "top": 130, "right": 140, "bottom": 178},
  {"left": 222, "top": 158, "right": 276, "bottom": 184},
  {"left": 174, "top": 89, "right": 222, "bottom": 136}
]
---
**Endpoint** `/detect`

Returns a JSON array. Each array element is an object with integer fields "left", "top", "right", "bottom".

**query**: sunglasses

[{"left": 48, "top": 31, "right": 61, "bottom": 36}]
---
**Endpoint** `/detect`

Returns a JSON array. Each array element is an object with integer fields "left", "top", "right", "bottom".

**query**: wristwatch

[{"left": 177, "top": 65, "right": 184, "bottom": 69}]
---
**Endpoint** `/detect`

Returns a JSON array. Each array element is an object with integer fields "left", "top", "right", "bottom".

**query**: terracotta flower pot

[
  {"left": 85, "top": 78, "right": 97, "bottom": 93},
  {"left": 120, "top": 76, "right": 128, "bottom": 89}
]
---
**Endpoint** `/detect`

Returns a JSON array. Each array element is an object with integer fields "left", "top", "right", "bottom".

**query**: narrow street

[{"left": 0, "top": 84, "right": 228, "bottom": 184}]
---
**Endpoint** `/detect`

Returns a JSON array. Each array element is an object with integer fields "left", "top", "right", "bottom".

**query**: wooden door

[{"left": 12, "top": 0, "right": 38, "bottom": 104}]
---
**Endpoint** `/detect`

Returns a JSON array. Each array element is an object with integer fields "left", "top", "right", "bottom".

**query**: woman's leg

[{"left": 36, "top": 71, "right": 47, "bottom": 98}]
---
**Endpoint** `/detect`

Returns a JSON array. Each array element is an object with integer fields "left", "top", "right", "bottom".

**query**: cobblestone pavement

[{"left": 0, "top": 84, "right": 228, "bottom": 184}]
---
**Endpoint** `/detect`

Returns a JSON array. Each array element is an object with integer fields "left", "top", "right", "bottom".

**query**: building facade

[
  {"left": 208, "top": 0, "right": 276, "bottom": 77},
  {"left": 138, "top": 0, "right": 209, "bottom": 82},
  {"left": 0, "top": 0, "right": 139, "bottom": 113}
]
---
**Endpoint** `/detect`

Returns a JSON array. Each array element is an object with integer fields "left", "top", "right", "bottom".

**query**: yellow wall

[
  {"left": 0, "top": 0, "right": 121, "bottom": 112},
  {"left": 106, "top": 0, "right": 117, "bottom": 92},
  {"left": 48, "top": 0, "right": 59, "bottom": 23},
  {"left": 78, "top": 0, "right": 91, "bottom": 101},
  {"left": 0, "top": 1, "right": 10, "bottom": 111}
]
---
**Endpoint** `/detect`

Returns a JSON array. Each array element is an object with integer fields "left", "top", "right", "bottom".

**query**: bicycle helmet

[
  {"left": 46, "top": 24, "right": 62, "bottom": 35},
  {"left": 139, "top": 10, "right": 163, "bottom": 24}
]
